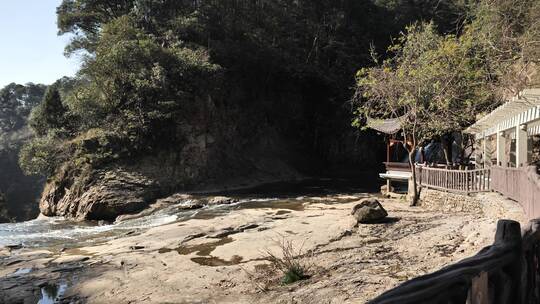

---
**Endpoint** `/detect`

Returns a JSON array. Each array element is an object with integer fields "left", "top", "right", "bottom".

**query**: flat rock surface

[{"left": 0, "top": 193, "right": 526, "bottom": 304}]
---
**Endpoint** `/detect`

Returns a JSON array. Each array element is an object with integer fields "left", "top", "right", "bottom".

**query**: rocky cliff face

[
  {"left": 40, "top": 166, "right": 161, "bottom": 221},
  {"left": 38, "top": 123, "right": 306, "bottom": 221},
  {"left": 38, "top": 79, "right": 384, "bottom": 222}
]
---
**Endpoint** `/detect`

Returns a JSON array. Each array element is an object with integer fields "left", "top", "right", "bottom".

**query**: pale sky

[{"left": 0, "top": 0, "right": 80, "bottom": 88}]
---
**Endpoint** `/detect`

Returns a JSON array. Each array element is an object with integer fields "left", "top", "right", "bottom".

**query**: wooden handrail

[
  {"left": 491, "top": 166, "right": 540, "bottom": 221},
  {"left": 369, "top": 219, "right": 540, "bottom": 304},
  {"left": 416, "top": 167, "right": 491, "bottom": 194}
]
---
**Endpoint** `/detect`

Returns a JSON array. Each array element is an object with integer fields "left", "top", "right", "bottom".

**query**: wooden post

[
  {"left": 387, "top": 140, "right": 391, "bottom": 163},
  {"left": 386, "top": 140, "right": 391, "bottom": 194},
  {"left": 467, "top": 272, "right": 488, "bottom": 304},
  {"left": 466, "top": 167, "right": 470, "bottom": 195},
  {"left": 516, "top": 124, "right": 528, "bottom": 167},
  {"left": 493, "top": 220, "right": 522, "bottom": 304},
  {"left": 483, "top": 136, "right": 487, "bottom": 168},
  {"left": 497, "top": 130, "right": 506, "bottom": 167},
  {"left": 445, "top": 170, "right": 449, "bottom": 190},
  {"left": 521, "top": 219, "right": 540, "bottom": 304}
]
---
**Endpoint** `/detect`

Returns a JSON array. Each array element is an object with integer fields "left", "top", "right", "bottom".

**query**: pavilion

[
  {"left": 366, "top": 116, "right": 412, "bottom": 192},
  {"left": 466, "top": 89, "right": 540, "bottom": 168}
]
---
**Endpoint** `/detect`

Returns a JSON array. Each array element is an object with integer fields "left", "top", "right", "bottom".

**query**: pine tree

[{"left": 29, "top": 86, "right": 67, "bottom": 136}]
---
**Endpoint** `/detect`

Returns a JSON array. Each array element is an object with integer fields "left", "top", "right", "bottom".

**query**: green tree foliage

[
  {"left": 20, "top": 0, "right": 481, "bottom": 179},
  {"left": 353, "top": 21, "right": 504, "bottom": 205},
  {"left": 68, "top": 16, "right": 221, "bottom": 150},
  {"left": 373, "top": 0, "right": 469, "bottom": 33},
  {"left": 465, "top": 0, "right": 540, "bottom": 93},
  {"left": 0, "top": 83, "right": 47, "bottom": 221},
  {"left": 21, "top": 82, "right": 75, "bottom": 176},
  {"left": 0, "top": 83, "right": 46, "bottom": 134},
  {"left": 56, "top": 0, "right": 468, "bottom": 96},
  {"left": 353, "top": 0, "right": 540, "bottom": 204},
  {"left": 29, "top": 86, "right": 68, "bottom": 136},
  {"left": 57, "top": 0, "right": 135, "bottom": 55},
  {"left": 355, "top": 22, "right": 498, "bottom": 145},
  {"left": 19, "top": 135, "right": 64, "bottom": 176}
]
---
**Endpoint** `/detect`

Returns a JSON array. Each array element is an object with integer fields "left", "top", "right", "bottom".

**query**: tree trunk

[
  {"left": 442, "top": 136, "right": 451, "bottom": 166},
  {"left": 409, "top": 151, "right": 419, "bottom": 206}
]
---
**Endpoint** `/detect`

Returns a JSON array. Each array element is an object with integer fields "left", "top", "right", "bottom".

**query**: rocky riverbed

[{"left": 0, "top": 189, "right": 525, "bottom": 304}]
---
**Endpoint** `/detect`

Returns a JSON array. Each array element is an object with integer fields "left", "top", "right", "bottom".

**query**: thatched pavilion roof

[{"left": 366, "top": 116, "right": 403, "bottom": 134}]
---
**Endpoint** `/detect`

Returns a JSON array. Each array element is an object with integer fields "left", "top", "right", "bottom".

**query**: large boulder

[
  {"left": 40, "top": 166, "right": 161, "bottom": 221},
  {"left": 351, "top": 198, "right": 388, "bottom": 224}
]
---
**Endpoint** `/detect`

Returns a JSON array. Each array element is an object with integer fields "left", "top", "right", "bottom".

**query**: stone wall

[
  {"left": 419, "top": 188, "right": 484, "bottom": 214},
  {"left": 418, "top": 188, "right": 526, "bottom": 223}
]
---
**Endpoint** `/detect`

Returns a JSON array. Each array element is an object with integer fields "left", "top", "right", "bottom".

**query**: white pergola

[{"left": 465, "top": 89, "right": 540, "bottom": 167}]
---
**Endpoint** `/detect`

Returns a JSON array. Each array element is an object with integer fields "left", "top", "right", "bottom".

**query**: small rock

[
  {"left": 183, "top": 233, "right": 206, "bottom": 243},
  {"left": 330, "top": 229, "right": 353, "bottom": 242},
  {"left": 208, "top": 229, "right": 237, "bottom": 238},
  {"left": 157, "top": 193, "right": 194, "bottom": 204},
  {"left": 236, "top": 224, "right": 259, "bottom": 231},
  {"left": 53, "top": 255, "right": 90, "bottom": 264},
  {"left": 465, "top": 232, "right": 481, "bottom": 244},
  {"left": 129, "top": 246, "right": 145, "bottom": 250},
  {"left": 176, "top": 199, "right": 204, "bottom": 210},
  {"left": 351, "top": 198, "right": 388, "bottom": 224},
  {"left": 52, "top": 265, "right": 84, "bottom": 273},
  {"left": 37, "top": 281, "right": 50, "bottom": 288},
  {"left": 5, "top": 244, "right": 22, "bottom": 250},
  {"left": 5, "top": 259, "right": 23, "bottom": 266},
  {"left": 207, "top": 196, "right": 238, "bottom": 206}
]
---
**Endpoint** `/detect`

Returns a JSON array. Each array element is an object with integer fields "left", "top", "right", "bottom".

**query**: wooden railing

[
  {"left": 492, "top": 166, "right": 540, "bottom": 221},
  {"left": 417, "top": 166, "right": 491, "bottom": 194},
  {"left": 369, "top": 219, "right": 540, "bottom": 304}
]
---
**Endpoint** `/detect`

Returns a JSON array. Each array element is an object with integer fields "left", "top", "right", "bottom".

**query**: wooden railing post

[
  {"left": 465, "top": 167, "right": 470, "bottom": 195},
  {"left": 467, "top": 271, "right": 488, "bottom": 304},
  {"left": 520, "top": 219, "right": 540, "bottom": 304},
  {"left": 445, "top": 170, "right": 449, "bottom": 191},
  {"left": 492, "top": 220, "right": 522, "bottom": 304}
]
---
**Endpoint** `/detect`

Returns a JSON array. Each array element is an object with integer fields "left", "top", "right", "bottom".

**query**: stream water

[{"left": 0, "top": 177, "right": 379, "bottom": 249}]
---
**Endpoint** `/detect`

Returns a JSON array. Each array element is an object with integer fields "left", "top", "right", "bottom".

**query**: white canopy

[{"left": 465, "top": 89, "right": 540, "bottom": 137}]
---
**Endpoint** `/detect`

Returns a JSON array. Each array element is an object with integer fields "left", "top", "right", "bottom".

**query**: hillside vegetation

[
  {"left": 7, "top": 0, "right": 538, "bottom": 220},
  {"left": 0, "top": 83, "right": 47, "bottom": 221}
]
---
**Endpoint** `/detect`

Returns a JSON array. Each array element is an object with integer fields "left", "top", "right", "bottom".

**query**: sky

[{"left": 0, "top": 0, "right": 80, "bottom": 88}]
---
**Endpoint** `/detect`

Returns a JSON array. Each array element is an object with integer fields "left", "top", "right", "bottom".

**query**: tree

[
  {"left": 0, "top": 83, "right": 46, "bottom": 133},
  {"left": 465, "top": 0, "right": 540, "bottom": 94},
  {"left": 43, "top": 0, "right": 489, "bottom": 182},
  {"left": 65, "top": 15, "right": 221, "bottom": 151},
  {"left": 19, "top": 136, "right": 64, "bottom": 176},
  {"left": 29, "top": 86, "right": 68, "bottom": 136},
  {"left": 353, "top": 22, "right": 502, "bottom": 205},
  {"left": 57, "top": 0, "right": 135, "bottom": 55}
]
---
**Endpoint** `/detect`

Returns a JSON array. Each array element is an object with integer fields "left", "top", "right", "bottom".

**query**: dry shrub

[{"left": 264, "top": 235, "right": 314, "bottom": 285}]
